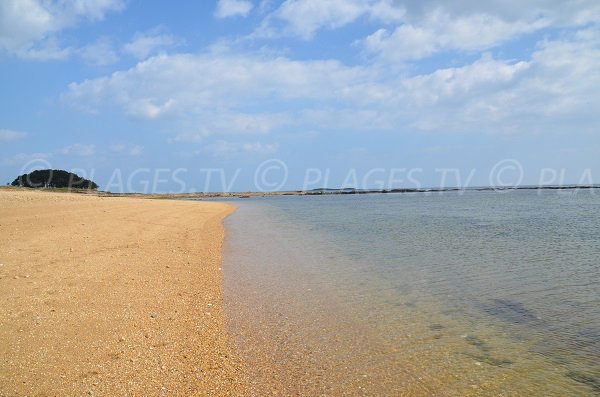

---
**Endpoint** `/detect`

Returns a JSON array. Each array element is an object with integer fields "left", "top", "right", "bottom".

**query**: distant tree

[{"left": 11, "top": 169, "right": 98, "bottom": 190}]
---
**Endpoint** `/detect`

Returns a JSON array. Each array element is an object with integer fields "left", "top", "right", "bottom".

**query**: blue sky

[{"left": 1, "top": 0, "right": 599, "bottom": 192}]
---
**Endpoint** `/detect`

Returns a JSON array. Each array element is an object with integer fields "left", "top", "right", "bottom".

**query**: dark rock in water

[
  {"left": 478, "top": 354, "right": 513, "bottom": 367},
  {"left": 566, "top": 370, "right": 600, "bottom": 392},
  {"left": 429, "top": 323, "right": 444, "bottom": 331},
  {"left": 464, "top": 335, "right": 490, "bottom": 352},
  {"left": 479, "top": 298, "right": 540, "bottom": 325}
]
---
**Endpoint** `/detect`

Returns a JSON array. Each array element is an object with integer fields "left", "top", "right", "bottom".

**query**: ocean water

[{"left": 220, "top": 190, "right": 600, "bottom": 396}]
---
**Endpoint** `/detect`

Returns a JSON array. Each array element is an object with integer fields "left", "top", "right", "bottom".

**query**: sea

[{"left": 217, "top": 189, "right": 599, "bottom": 396}]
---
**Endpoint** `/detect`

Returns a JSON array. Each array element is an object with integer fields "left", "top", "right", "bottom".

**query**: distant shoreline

[{"left": 2, "top": 184, "right": 597, "bottom": 200}]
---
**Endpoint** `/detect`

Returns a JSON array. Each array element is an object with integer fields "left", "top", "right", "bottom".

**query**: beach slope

[{"left": 0, "top": 189, "right": 245, "bottom": 395}]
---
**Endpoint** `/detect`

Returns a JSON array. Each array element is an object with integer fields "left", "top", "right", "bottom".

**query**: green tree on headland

[{"left": 11, "top": 169, "right": 98, "bottom": 190}]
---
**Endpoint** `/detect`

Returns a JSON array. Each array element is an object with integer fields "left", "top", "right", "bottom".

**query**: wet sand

[{"left": 0, "top": 189, "right": 246, "bottom": 396}]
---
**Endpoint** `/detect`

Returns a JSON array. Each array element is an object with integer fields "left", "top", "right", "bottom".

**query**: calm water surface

[{"left": 221, "top": 190, "right": 600, "bottom": 396}]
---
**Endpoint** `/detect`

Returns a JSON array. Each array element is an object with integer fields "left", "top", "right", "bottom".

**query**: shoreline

[
  {"left": 0, "top": 189, "right": 246, "bottom": 395},
  {"left": 2, "top": 184, "right": 598, "bottom": 201}
]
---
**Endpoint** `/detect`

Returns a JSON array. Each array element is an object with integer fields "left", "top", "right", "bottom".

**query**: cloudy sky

[{"left": 1, "top": 0, "right": 599, "bottom": 192}]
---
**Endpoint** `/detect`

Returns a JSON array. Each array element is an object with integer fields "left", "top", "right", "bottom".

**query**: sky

[{"left": 1, "top": 0, "right": 599, "bottom": 192}]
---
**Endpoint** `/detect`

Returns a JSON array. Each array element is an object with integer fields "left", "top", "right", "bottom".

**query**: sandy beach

[{"left": 0, "top": 189, "right": 246, "bottom": 396}]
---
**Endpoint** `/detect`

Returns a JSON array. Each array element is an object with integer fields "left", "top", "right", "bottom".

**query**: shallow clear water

[{"left": 221, "top": 190, "right": 600, "bottom": 396}]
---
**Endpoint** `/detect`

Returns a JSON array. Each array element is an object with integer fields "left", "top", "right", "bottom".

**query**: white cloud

[
  {"left": 172, "top": 130, "right": 209, "bottom": 144},
  {"left": 363, "top": 9, "right": 549, "bottom": 62},
  {"left": 0, "top": 0, "right": 61, "bottom": 53},
  {"left": 258, "top": 0, "right": 275, "bottom": 14},
  {"left": 125, "top": 98, "right": 176, "bottom": 119},
  {"left": 301, "top": 108, "right": 395, "bottom": 130},
  {"left": 269, "top": 0, "right": 366, "bottom": 39},
  {"left": 255, "top": 0, "right": 405, "bottom": 39},
  {"left": 66, "top": 0, "right": 126, "bottom": 21},
  {"left": 397, "top": 0, "right": 600, "bottom": 26},
  {"left": 368, "top": 0, "right": 406, "bottom": 23},
  {"left": 204, "top": 140, "right": 240, "bottom": 157},
  {"left": 123, "top": 29, "right": 178, "bottom": 60},
  {"left": 204, "top": 140, "right": 279, "bottom": 157},
  {"left": 18, "top": 37, "right": 73, "bottom": 60},
  {"left": 110, "top": 143, "right": 143, "bottom": 156},
  {"left": 253, "top": 0, "right": 599, "bottom": 47},
  {"left": 58, "top": 143, "right": 96, "bottom": 156},
  {"left": 129, "top": 145, "right": 143, "bottom": 156},
  {"left": 0, "top": 129, "right": 27, "bottom": 142},
  {"left": 109, "top": 143, "right": 126, "bottom": 152},
  {"left": 401, "top": 53, "right": 531, "bottom": 106},
  {"left": 63, "top": 51, "right": 371, "bottom": 130},
  {"left": 3, "top": 152, "right": 51, "bottom": 165},
  {"left": 241, "top": 142, "right": 278, "bottom": 154},
  {"left": 171, "top": 112, "right": 289, "bottom": 144},
  {"left": 80, "top": 36, "right": 118, "bottom": 65},
  {"left": 64, "top": 52, "right": 370, "bottom": 105},
  {"left": 395, "top": 54, "right": 532, "bottom": 131},
  {"left": 214, "top": 0, "right": 254, "bottom": 19},
  {"left": 0, "top": 0, "right": 125, "bottom": 59},
  {"left": 357, "top": 1, "right": 600, "bottom": 63},
  {"left": 63, "top": 26, "right": 600, "bottom": 139},
  {"left": 211, "top": 113, "right": 289, "bottom": 135},
  {"left": 394, "top": 29, "right": 600, "bottom": 134}
]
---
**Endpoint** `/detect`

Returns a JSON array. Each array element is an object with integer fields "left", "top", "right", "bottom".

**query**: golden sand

[{"left": 0, "top": 189, "right": 246, "bottom": 396}]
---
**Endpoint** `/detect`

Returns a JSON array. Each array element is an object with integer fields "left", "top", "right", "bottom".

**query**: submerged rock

[
  {"left": 428, "top": 323, "right": 444, "bottom": 331},
  {"left": 566, "top": 370, "right": 600, "bottom": 392},
  {"left": 464, "top": 335, "right": 490, "bottom": 352},
  {"left": 479, "top": 298, "right": 541, "bottom": 325}
]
